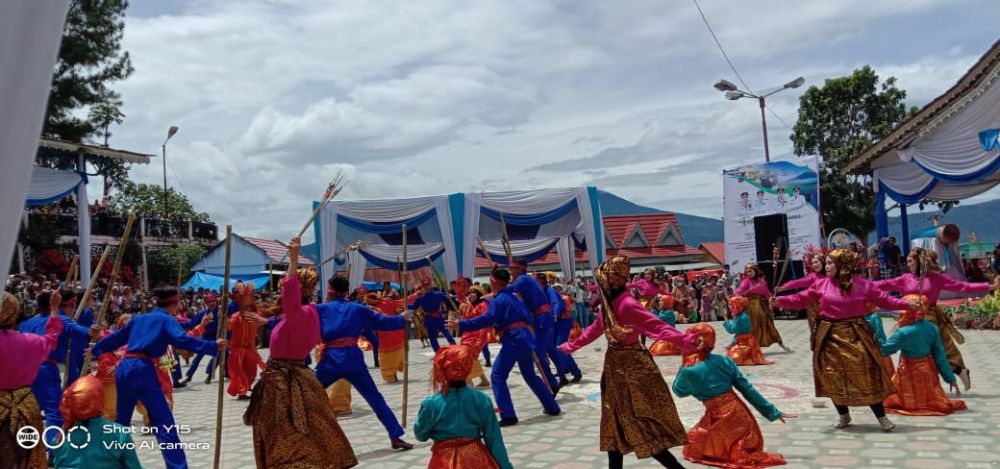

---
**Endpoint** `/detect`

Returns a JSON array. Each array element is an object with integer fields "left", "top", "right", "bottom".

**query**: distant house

[
  {"left": 472, "top": 214, "right": 717, "bottom": 276},
  {"left": 191, "top": 235, "right": 315, "bottom": 276},
  {"left": 699, "top": 242, "right": 726, "bottom": 265}
]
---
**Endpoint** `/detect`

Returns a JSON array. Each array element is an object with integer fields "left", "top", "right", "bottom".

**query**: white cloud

[{"left": 106, "top": 0, "right": 999, "bottom": 241}]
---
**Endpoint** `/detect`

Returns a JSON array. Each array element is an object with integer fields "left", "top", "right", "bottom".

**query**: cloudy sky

[{"left": 111, "top": 0, "right": 999, "bottom": 242}]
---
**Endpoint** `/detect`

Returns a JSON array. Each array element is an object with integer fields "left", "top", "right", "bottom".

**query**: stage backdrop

[{"left": 723, "top": 156, "right": 821, "bottom": 270}]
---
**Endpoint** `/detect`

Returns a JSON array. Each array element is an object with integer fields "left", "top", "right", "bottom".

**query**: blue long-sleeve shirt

[
  {"left": 548, "top": 286, "right": 567, "bottom": 320},
  {"left": 20, "top": 312, "right": 91, "bottom": 363},
  {"left": 723, "top": 312, "right": 751, "bottom": 335},
  {"left": 317, "top": 297, "right": 404, "bottom": 373},
  {"left": 880, "top": 319, "right": 956, "bottom": 384},
  {"left": 409, "top": 290, "right": 451, "bottom": 318},
  {"left": 672, "top": 353, "right": 782, "bottom": 421},
  {"left": 91, "top": 308, "right": 218, "bottom": 358},
  {"left": 510, "top": 275, "right": 548, "bottom": 313},
  {"left": 459, "top": 287, "right": 535, "bottom": 348},
  {"left": 183, "top": 302, "right": 237, "bottom": 338}
]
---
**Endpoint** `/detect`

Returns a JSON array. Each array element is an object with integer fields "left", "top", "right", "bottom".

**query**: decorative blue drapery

[
  {"left": 337, "top": 208, "right": 437, "bottom": 234},
  {"left": 360, "top": 249, "right": 444, "bottom": 270},
  {"left": 480, "top": 199, "right": 578, "bottom": 225}
]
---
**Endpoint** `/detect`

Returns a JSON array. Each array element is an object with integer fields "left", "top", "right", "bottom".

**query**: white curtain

[
  {"left": 479, "top": 187, "right": 578, "bottom": 213},
  {"left": 26, "top": 166, "right": 83, "bottom": 204},
  {"left": 346, "top": 249, "right": 366, "bottom": 290},
  {"left": 319, "top": 203, "right": 339, "bottom": 292},
  {"left": 478, "top": 237, "right": 560, "bottom": 257},
  {"left": 432, "top": 195, "right": 458, "bottom": 281},
  {"left": 555, "top": 236, "right": 575, "bottom": 279},
  {"left": 360, "top": 242, "right": 445, "bottom": 264},
  {"left": 461, "top": 192, "right": 482, "bottom": 277},
  {"left": 574, "top": 186, "right": 604, "bottom": 271},
  {"left": 334, "top": 196, "right": 436, "bottom": 221},
  {"left": 0, "top": 1, "right": 70, "bottom": 289}
]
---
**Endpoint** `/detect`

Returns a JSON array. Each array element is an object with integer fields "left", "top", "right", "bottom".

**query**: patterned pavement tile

[{"left": 132, "top": 319, "right": 1000, "bottom": 468}]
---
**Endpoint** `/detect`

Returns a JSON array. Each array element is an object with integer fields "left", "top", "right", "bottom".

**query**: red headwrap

[
  {"left": 728, "top": 295, "right": 748, "bottom": 316},
  {"left": 681, "top": 323, "right": 716, "bottom": 367},
  {"left": 60, "top": 375, "right": 105, "bottom": 429},
  {"left": 899, "top": 294, "right": 928, "bottom": 327},
  {"left": 658, "top": 293, "right": 675, "bottom": 309},
  {"left": 431, "top": 345, "right": 474, "bottom": 396}
]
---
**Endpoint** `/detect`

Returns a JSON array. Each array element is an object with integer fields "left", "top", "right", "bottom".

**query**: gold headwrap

[
  {"left": 828, "top": 248, "right": 859, "bottom": 292},
  {"left": 907, "top": 248, "right": 941, "bottom": 275},
  {"left": 1, "top": 292, "right": 21, "bottom": 328},
  {"left": 744, "top": 262, "right": 765, "bottom": 278},
  {"left": 60, "top": 375, "right": 105, "bottom": 429},
  {"left": 297, "top": 267, "right": 319, "bottom": 299},
  {"left": 594, "top": 256, "right": 633, "bottom": 343}
]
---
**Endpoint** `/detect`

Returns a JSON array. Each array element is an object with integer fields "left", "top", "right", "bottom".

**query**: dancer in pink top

[
  {"left": 777, "top": 245, "right": 828, "bottom": 346},
  {"left": 0, "top": 290, "right": 64, "bottom": 469},
  {"left": 735, "top": 263, "right": 790, "bottom": 351},
  {"left": 874, "top": 248, "right": 999, "bottom": 390}
]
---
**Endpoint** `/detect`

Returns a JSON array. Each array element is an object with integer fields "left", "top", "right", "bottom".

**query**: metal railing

[{"left": 26, "top": 213, "right": 217, "bottom": 242}]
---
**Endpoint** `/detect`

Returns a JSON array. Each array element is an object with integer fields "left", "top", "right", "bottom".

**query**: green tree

[
  {"left": 45, "top": 0, "right": 134, "bottom": 142},
  {"left": 149, "top": 244, "right": 206, "bottom": 286},
  {"left": 89, "top": 97, "right": 129, "bottom": 196},
  {"left": 111, "top": 181, "right": 213, "bottom": 222},
  {"left": 791, "top": 66, "right": 915, "bottom": 237}
]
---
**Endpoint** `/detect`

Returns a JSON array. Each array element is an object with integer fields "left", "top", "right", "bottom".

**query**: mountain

[
  {"left": 880, "top": 198, "right": 1000, "bottom": 244},
  {"left": 597, "top": 190, "right": 724, "bottom": 246}
]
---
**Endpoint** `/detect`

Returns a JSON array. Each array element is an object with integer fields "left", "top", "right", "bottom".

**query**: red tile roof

[
  {"left": 243, "top": 236, "right": 315, "bottom": 265},
  {"left": 700, "top": 242, "right": 725, "bottom": 264}
]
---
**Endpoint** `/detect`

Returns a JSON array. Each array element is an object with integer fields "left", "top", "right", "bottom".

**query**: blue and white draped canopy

[
  {"left": 25, "top": 166, "right": 86, "bottom": 206},
  {"left": 315, "top": 186, "right": 604, "bottom": 287},
  {"left": 873, "top": 62, "right": 1000, "bottom": 247}
]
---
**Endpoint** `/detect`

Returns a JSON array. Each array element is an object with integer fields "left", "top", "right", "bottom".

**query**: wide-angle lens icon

[{"left": 16, "top": 426, "right": 40, "bottom": 449}]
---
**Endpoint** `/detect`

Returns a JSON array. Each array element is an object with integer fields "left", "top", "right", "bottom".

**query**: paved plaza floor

[{"left": 132, "top": 318, "right": 1000, "bottom": 468}]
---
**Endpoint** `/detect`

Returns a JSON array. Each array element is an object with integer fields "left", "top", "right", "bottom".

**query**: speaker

[{"left": 754, "top": 213, "right": 789, "bottom": 262}]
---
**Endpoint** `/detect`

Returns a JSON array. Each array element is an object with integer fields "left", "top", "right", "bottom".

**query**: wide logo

[{"left": 16, "top": 425, "right": 90, "bottom": 450}]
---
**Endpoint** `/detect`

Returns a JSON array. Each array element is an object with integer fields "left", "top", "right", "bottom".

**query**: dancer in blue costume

[
  {"left": 409, "top": 277, "right": 457, "bottom": 352},
  {"left": 508, "top": 261, "right": 561, "bottom": 393}
]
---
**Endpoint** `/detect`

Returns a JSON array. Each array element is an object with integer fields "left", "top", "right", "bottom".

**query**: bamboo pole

[
  {"left": 401, "top": 224, "right": 410, "bottom": 427},
  {"left": 499, "top": 212, "right": 514, "bottom": 264},
  {"left": 276, "top": 172, "right": 350, "bottom": 264},
  {"left": 81, "top": 213, "right": 136, "bottom": 374},
  {"left": 65, "top": 254, "right": 79, "bottom": 285},
  {"left": 213, "top": 225, "right": 233, "bottom": 469},
  {"left": 63, "top": 246, "right": 111, "bottom": 387}
]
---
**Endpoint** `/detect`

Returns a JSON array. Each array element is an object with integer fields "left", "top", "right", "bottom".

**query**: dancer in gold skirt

[
  {"left": 561, "top": 256, "right": 702, "bottom": 468},
  {"left": 735, "top": 264, "right": 789, "bottom": 352}
]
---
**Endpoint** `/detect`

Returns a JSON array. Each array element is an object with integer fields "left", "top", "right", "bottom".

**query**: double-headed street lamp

[
  {"left": 162, "top": 125, "right": 179, "bottom": 219},
  {"left": 714, "top": 76, "right": 804, "bottom": 162}
]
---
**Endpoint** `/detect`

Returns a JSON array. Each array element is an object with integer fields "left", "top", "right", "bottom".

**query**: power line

[
  {"left": 692, "top": 0, "right": 754, "bottom": 95},
  {"left": 768, "top": 108, "right": 793, "bottom": 131}
]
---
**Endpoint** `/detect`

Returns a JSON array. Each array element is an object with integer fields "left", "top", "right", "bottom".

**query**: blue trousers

[
  {"left": 115, "top": 358, "right": 188, "bottom": 469},
  {"left": 186, "top": 350, "right": 228, "bottom": 379},
  {"left": 481, "top": 343, "right": 491, "bottom": 363},
  {"left": 491, "top": 342, "right": 560, "bottom": 420},
  {"left": 424, "top": 317, "right": 456, "bottom": 352},
  {"left": 554, "top": 318, "right": 581, "bottom": 378},
  {"left": 32, "top": 362, "right": 64, "bottom": 429},
  {"left": 574, "top": 303, "right": 591, "bottom": 328},
  {"left": 67, "top": 345, "right": 85, "bottom": 386},
  {"left": 532, "top": 325, "right": 561, "bottom": 390},
  {"left": 170, "top": 349, "right": 183, "bottom": 384},
  {"left": 315, "top": 361, "right": 404, "bottom": 440}
]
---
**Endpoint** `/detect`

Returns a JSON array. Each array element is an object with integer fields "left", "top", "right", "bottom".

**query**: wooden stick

[
  {"left": 81, "top": 213, "right": 136, "bottom": 374},
  {"left": 63, "top": 246, "right": 111, "bottom": 387},
  {"left": 499, "top": 212, "right": 514, "bottom": 264},
  {"left": 65, "top": 254, "right": 79, "bottom": 285},
  {"left": 213, "top": 225, "right": 233, "bottom": 469},
  {"left": 401, "top": 224, "right": 410, "bottom": 427},
  {"left": 277, "top": 172, "right": 350, "bottom": 263},
  {"left": 475, "top": 236, "right": 497, "bottom": 269}
]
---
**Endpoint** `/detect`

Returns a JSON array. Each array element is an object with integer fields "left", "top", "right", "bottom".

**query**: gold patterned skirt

[
  {"left": 924, "top": 305, "right": 965, "bottom": 370},
  {"left": 0, "top": 387, "right": 46, "bottom": 469},
  {"left": 429, "top": 437, "right": 499, "bottom": 469},
  {"left": 683, "top": 391, "right": 786, "bottom": 469},
  {"left": 806, "top": 305, "right": 818, "bottom": 350},
  {"left": 813, "top": 317, "right": 895, "bottom": 406},
  {"left": 244, "top": 359, "right": 358, "bottom": 469},
  {"left": 884, "top": 356, "right": 966, "bottom": 416},
  {"left": 727, "top": 334, "right": 773, "bottom": 366},
  {"left": 747, "top": 295, "right": 783, "bottom": 348},
  {"left": 600, "top": 343, "right": 687, "bottom": 458}
]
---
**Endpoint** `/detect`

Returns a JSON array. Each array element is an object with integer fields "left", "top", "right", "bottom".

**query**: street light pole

[
  {"left": 162, "top": 126, "right": 178, "bottom": 219},
  {"left": 714, "top": 77, "right": 804, "bottom": 163}
]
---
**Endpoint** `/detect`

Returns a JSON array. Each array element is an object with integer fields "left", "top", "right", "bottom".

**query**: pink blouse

[
  {"left": 775, "top": 276, "right": 911, "bottom": 320},
  {"left": 562, "top": 292, "right": 697, "bottom": 353},
  {"left": 779, "top": 272, "right": 821, "bottom": 291},
  {"left": 874, "top": 272, "right": 990, "bottom": 305},
  {"left": 735, "top": 277, "right": 771, "bottom": 297},
  {"left": 275, "top": 275, "right": 323, "bottom": 361},
  {"left": 626, "top": 278, "right": 667, "bottom": 298},
  {"left": 0, "top": 316, "right": 63, "bottom": 389}
]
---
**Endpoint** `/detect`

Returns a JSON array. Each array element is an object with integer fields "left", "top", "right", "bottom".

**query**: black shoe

[
  {"left": 391, "top": 438, "right": 414, "bottom": 450},
  {"left": 484, "top": 359, "right": 492, "bottom": 368},
  {"left": 205, "top": 374, "right": 213, "bottom": 385},
  {"left": 499, "top": 418, "right": 518, "bottom": 427},
  {"left": 236, "top": 394, "right": 250, "bottom": 400},
  {"left": 559, "top": 377, "right": 570, "bottom": 388},
  {"left": 173, "top": 382, "right": 187, "bottom": 389},
  {"left": 571, "top": 374, "right": 582, "bottom": 383},
  {"left": 543, "top": 409, "right": 561, "bottom": 417},
  {"left": 179, "top": 376, "right": 191, "bottom": 385}
]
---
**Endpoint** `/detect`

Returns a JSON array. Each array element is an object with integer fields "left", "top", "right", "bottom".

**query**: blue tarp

[{"left": 180, "top": 272, "right": 270, "bottom": 293}]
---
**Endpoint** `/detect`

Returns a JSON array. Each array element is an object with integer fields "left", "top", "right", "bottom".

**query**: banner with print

[{"left": 723, "top": 156, "right": 821, "bottom": 270}]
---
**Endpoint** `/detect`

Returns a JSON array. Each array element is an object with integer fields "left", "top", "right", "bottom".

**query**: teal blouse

[
  {"left": 865, "top": 312, "right": 889, "bottom": 344},
  {"left": 880, "top": 319, "right": 956, "bottom": 384},
  {"left": 52, "top": 417, "right": 143, "bottom": 469},
  {"left": 655, "top": 308, "right": 676, "bottom": 326},
  {"left": 671, "top": 354, "right": 782, "bottom": 421},
  {"left": 415, "top": 385, "right": 513, "bottom": 469},
  {"left": 723, "top": 311, "right": 751, "bottom": 335}
]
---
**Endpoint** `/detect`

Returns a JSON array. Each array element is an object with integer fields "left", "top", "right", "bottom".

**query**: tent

[
  {"left": 180, "top": 272, "right": 271, "bottom": 293},
  {"left": 845, "top": 40, "right": 1000, "bottom": 254},
  {"left": 314, "top": 186, "right": 605, "bottom": 289}
]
